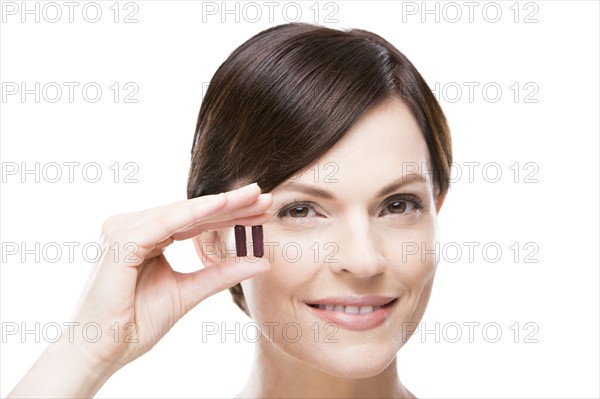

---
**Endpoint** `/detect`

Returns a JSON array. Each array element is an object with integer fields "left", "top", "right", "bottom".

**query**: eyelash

[
  {"left": 379, "top": 194, "right": 424, "bottom": 217},
  {"left": 276, "top": 194, "right": 425, "bottom": 222},
  {"left": 276, "top": 201, "right": 319, "bottom": 222}
]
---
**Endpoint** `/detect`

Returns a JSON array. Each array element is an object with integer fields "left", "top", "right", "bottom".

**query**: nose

[{"left": 328, "top": 212, "right": 387, "bottom": 278}]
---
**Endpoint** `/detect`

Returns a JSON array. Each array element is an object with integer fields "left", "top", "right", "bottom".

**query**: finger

[
  {"left": 192, "top": 192, "right": 273, "bottom": 225},
  {"left": 137, "top": 182, "right": 261, "bottom": 220},
  {"left": 102, "top": 183, "right": 263, "bottom": 257},
  {"left": 168, "top": 192, "right": 273, "bottom": 236},
  {"left": 172, "top": 212, "right": 273, "bottom": 241},
  {"left": 169, "top": 194, "right": 273, "bottom": 241},
  {"left": 131, "top": 183, "right": 268, "bottom": 244},
  {"left": 176, "top": 256, "right": 271, "bottom": 312}
]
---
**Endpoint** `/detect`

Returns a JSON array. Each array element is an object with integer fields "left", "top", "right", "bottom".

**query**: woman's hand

[{"left": 8, "top": 183, "right": 272, "bottom": 398}]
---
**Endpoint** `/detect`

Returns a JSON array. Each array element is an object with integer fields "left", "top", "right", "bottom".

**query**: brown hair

[{"left": 187, "top": 22, "right": 451, "bottom": 316}]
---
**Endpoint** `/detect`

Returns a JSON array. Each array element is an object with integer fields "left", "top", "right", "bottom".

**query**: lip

[{"left": 303, "top": 296, "right": 398, "bottom": 331}]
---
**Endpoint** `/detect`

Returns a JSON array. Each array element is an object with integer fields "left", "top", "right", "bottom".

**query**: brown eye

[
  {"left": 289, "top": 206, "right": 309, "bottom": 217},
  {"left": 380, "top": 194, "right": 424, "bottom": 217},
  {"left": 277, "top": 201, "right": 321, "bottom": 220},
  {"left": 386, "top": 200, "right": 408, "bottom": 214}
]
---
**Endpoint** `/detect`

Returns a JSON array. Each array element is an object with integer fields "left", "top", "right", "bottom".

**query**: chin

[
  {"left": 307, "top": 349, "right": 397, "bottom": 379},
  {"left": 276, "top": 334, "right": 400, "bottom": 379}
]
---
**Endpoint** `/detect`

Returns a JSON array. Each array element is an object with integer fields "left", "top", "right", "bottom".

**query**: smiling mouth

[{"left": 306, "top": 298, "right": 397, "bottom": 315}]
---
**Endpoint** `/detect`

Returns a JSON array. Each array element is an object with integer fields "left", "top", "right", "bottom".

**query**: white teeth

[
  {"left": 313, "top": 304, "right": 380, "bottom": 314},
  {"left": 345, "top": 306, "right": 360, "bottom": 314}
]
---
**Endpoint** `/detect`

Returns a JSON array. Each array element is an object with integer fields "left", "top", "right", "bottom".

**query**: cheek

[
  {"left": 380, "top": 219, "right": 439, "bottom": 287},
  {"left": 241, "top": 229, "right": 321, "bottom": 321},
  {"left": 242, "top": 216, "right": 439, "bottom": 319}
]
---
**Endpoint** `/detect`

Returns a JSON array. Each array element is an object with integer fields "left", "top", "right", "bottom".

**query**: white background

[{"left": 1, "top": 1, "right": 599, "bottom": 398}]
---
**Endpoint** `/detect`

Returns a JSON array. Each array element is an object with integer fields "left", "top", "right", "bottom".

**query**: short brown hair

[{"left": 187, "top": 23, "right": 452, "bottom": 316}]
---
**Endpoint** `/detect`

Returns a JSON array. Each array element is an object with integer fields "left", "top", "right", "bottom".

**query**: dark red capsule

[
  {"left": 234, "top": 225, "right": 247, "bottom": 257},
  {"left": 251, "top": 225, "right": 264, "bottom": 258}
]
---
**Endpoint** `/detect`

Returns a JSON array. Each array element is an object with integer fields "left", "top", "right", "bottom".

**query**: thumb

[{"left": 176, "top": 256, "right": 271, "bottom": 312}]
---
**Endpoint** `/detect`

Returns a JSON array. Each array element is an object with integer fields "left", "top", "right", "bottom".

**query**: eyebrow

[{"left": 276, "top": 173, "right": 427, "bottom": 200}]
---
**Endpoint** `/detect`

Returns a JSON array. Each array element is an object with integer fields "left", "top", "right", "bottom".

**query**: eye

[
  {"left": 380, "top": 194, "right": 424, "bottom": 217},
  {"left": 386, "top": 200, "right": 410, "bottom": 213},
  {"left": 276, "top": 201, "right": 321, "bottom": 220},
  {"left": 288, "top": 205, "right": 310, "bottom": 218}
]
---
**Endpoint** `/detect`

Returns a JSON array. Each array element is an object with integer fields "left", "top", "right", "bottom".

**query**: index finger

[{"left": 103, "top": 183, "right": 266, "bottom": 250}]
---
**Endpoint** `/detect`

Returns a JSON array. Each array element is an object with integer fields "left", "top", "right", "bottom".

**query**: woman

[{"left": 9, "top": 22, "right": 451, "bottom": 398}]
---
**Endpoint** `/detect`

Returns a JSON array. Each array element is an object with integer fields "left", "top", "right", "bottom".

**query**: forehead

[{"left": 308, "top": 97, "right": 430, "bottom": 185}]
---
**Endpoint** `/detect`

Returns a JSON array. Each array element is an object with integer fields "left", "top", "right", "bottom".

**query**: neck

[{"left": 236, "top": 339, "right": 414, "bottom": 398}]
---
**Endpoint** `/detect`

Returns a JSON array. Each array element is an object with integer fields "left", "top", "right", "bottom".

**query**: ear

[
  {"left": 435, "top": 192, "right": 446, "bottom": 214},
  {"left": 192, "top": 230, "right": 224, "bottom": 267}
]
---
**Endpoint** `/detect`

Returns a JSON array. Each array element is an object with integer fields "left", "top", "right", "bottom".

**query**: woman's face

[{"left": 221, "top": 97, "right": 442, "bottom": 378}]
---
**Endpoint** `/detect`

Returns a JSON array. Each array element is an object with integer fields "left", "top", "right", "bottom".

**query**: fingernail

[
  {"left": 234, "top": 225, "right": 247, "bottom": 257},
  {"left": 238, "top": 182, "right": 258, "bottom": 192},
  {"left": 258, "top": 193, "right": 272, "bottom": 201},
  {"left": 252, "top": 225, "right": 264, "bottom": 258}
]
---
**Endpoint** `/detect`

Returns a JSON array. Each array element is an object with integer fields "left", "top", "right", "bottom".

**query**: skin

[
  {"left": 8, "top": 96, "right": 444, "bottom": 398},
  {"left": 198, "top": 97, "right": 445, "bottom": 398},
  {"left": 8, "top": 184, "right": 274, "bottom": 397}
]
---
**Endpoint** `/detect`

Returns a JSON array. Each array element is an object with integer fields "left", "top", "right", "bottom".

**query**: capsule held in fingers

[
  {"left": 234, "top": 225, "right": 247, "bottom": 257},
  {"left": 252, "top": 225, "right": 264, "bottom": 258}
]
